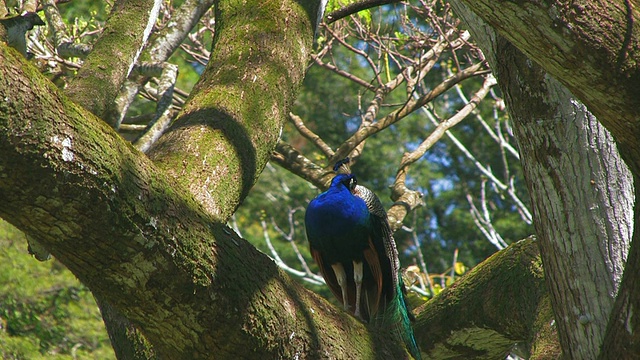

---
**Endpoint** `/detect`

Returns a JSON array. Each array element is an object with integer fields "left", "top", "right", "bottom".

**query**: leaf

[{"left": 454, "top": 261, "right": 467, "bottom": 275}]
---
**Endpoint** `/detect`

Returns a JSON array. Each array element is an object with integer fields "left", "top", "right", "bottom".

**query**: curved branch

[
  {"left": 288, "top": 112, "right": 335, "bottom": 158},
  {"left": 146, "top": 0, "right": 318, "bottom": 223},
  {"left": 65, "top": 0, "right": 162, "bottom": 122},
  {"left": 326, "top": 0, "right": 403, "bottom": 24}
]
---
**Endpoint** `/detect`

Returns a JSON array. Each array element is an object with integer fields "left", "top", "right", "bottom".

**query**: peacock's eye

[{"left": 348, "top": 177, "right": 357, "bottom": 191}]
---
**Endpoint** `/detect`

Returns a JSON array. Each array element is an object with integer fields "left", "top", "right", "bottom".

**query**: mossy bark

[
  {"left": 147, "top": 0, "right": 318, "bottom": 222},
  {"left": 455, "top": 1, "right": 640, "bottom": 357},
  {"left": 415, "top": 237, "right": 557, "bottom": 359},
  {"left": 0, "top": 42, "right": 393, "bottom": 358},
  {"left": 0, "top": 41, "right": 562, "bottom": 360},
  {"left": 65, "top": 0, "right": 161, "bottom": 123}
]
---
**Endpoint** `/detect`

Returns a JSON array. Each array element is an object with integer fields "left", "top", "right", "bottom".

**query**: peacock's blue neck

[{"left": 307, "top": 186, "right": 368, "bottom": 234}]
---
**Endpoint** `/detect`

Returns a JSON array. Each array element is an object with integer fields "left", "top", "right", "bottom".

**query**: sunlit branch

[
  {"left": 270, "top": 207, "right": 321, "bottom": 281},
  {"left": 397, "top": 74, "right": 496, "bottom": 172},
  {"left": 451, "top": 70, "right": 520, "bottom": 160},
  {"left": 129, "top": 62, "right": 179, "bottom": 151},
  {"left": 323, "top": 24, "right": 383, "bottom": 86},
  {"left": 332, "top": 61, "right": 485, "bottom": 163},
  {"left": 112, "top": 0, "right": 214, "bottom": 132},
  {"left": 147, "top": 0, "right": 215, "bottom": 61},
  {"left": 261, "top": 219, "right": 325, "bottom": 285},
  {"left": 466, "top": 180, "right": 508, "bottom": 250},
  {"left": 325, "top": 0, "right": 403, "bottom": 24},
  {"left": 449, "top": 249, "right": 459, "bottom": 282},
  {"left": 311, "top": 54, "right": 377, "bottom": 91},
  {"left": 404, "top": 216, "right": 435, "bottom": 295}
]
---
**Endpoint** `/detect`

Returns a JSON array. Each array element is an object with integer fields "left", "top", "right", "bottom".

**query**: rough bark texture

[
  {"left": 502, "top": 51, "right": 633, "bottom": 360},
  {"left": 456, "top": 1, "right": 640, "bottom": 357},
  {"left": 415, "top": 237, "right": 551, "bottom": 359},
  {"left": 458, "top": 0, "right": 640, "bottom": 172},
  {"left": 147, "top": 0, "right": 317, "bottom": 222},
  {"left": 96, "top": 297, "right": 157, "bottom": 359},
  {"left": 0, "top": 44, "right": 393, "bottom": 359},
  {"left": 65, "top": 0, "right": 161, "bottom": 123}
]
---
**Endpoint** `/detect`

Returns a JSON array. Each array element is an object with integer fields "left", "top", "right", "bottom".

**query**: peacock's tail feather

[{"left": 371, "top": 278, "right": 421, "bottom": 360}]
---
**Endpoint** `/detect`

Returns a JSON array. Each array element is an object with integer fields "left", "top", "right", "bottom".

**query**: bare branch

[
  {"left": 288, "top": 113, "right": 335, "bottom": 158},
  {"left": 42, "top": 0, "right": 92, "bottom": 58},
  {"left": 325, "top": 0, "right": 403, "bottom": 24}
]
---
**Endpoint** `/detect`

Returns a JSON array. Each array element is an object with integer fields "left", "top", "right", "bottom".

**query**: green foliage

[{"left": 0, "top": 220, "right": 113, "bottom": 360}]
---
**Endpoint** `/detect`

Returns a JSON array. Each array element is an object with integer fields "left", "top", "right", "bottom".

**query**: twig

[{"left": 288, "top": 113, "right": 335, "bottom": 158}]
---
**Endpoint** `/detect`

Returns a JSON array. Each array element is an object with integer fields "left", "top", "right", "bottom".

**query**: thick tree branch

[
  {"left": 417, "top": 237, "right": 558, "bottom": 359},
  {"left": 146, "top": 0, "right": 320, "bottom": 223},
  {"left": 0, "top": 45, "right": 411, "bottom": 359},
  {"left": 457, "top": 0, "right": 640, "bottom": 172},
  {"left": 65, "top": 0, "right": 162, "bottom": 122},
  {"left": 453, "top": 1, "right": 639, "bottom": 357}
]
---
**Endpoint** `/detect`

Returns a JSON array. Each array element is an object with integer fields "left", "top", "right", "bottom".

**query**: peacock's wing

[
  {"left": 354, "top": 185, "right": 422, "bottom": 359},
  {"left": 354, "top": 185, "right": 398, "bottom": 313}
]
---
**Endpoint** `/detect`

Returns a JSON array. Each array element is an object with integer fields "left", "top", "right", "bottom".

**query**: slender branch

[
  {"left": 451, "top": 73, "right": 520, "bottom": 160},
  {"left": 466, "top": 181, "right": 508, "bottom": 250},
  {"left": 333, "top": 61, "right": 485, "bottom": 164},
  {"left": 311, "top": 53, "right": 377, "bottom": 91},
  {"left": 261, "top": 219, "right": 325, "bottom": 285},
  {"left": 326, "top": 0, "right": 403, "bottom": 24},
  {"left": 42, "top": 0, "right": 92, "bottom": 58},
  {"left": 419, "top": 103, "right": 533, "bottom": 223},
  {"left": 323, "top": 24, "right": 382, "bottom": 86},
  {"left": 131, "top": 63, "right": 179, "bottom": 151},
  {"left": 288, "top": 112, "right": 335, "bottom": 158},
  {"left": 270, "top": 208, "right": 325, "bottom": 283}
]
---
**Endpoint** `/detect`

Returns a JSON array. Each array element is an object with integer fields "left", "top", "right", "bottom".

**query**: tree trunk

[
  {"left": 457, "top": 0, "right": 640, "bottom": 172},
  {"left": 450, "top": 2, "right": 635, "bottom": 358}
]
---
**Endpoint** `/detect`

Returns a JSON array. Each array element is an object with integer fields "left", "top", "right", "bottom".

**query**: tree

[
  {"left": 0, "top": 0, "right": 638, "bottom": 359},
  {"left": 450, "top": 2, "right": 639, "bottom": 358}
]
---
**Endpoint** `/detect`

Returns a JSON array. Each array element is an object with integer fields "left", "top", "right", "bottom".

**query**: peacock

[{"left": 305, "top": 159, "right": 421, "bottom": 359}]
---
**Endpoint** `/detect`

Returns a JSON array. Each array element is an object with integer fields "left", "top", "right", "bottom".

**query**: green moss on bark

[{"left": 148, "top": 0, "right": 317, "bottom": 222}]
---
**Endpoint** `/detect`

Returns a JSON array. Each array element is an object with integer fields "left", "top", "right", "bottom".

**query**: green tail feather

[{"left": 372, "top": 279, "right": 421, "bottom": 359}]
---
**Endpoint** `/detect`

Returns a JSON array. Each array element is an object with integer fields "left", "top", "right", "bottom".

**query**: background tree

[{"left": 0, "top": 0, "right": 637, "bottom": 359}]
